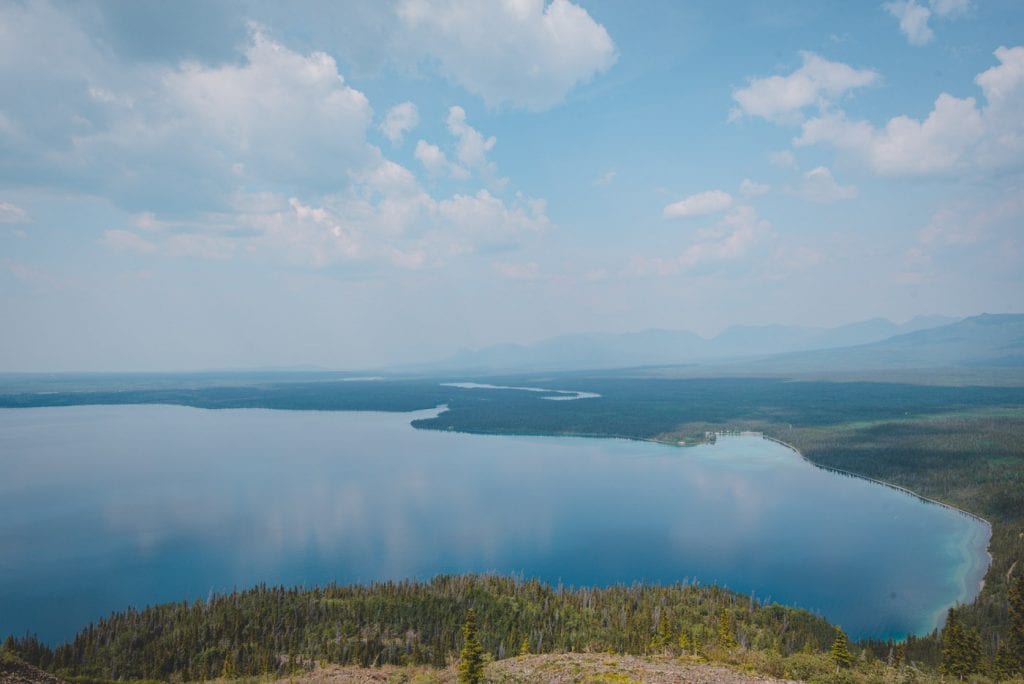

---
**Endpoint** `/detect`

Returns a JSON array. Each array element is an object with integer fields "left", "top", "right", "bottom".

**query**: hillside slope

[{"left": 737, "top": 313, "right": 1024, "bottom": 373}]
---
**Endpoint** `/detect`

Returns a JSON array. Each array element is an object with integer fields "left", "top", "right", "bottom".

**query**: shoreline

[
  {"left": 759, "top": 433, "right": 993, "bottom": 629},
  {"left": 759, "top": 434, "right": 993, "bottom": 530}
]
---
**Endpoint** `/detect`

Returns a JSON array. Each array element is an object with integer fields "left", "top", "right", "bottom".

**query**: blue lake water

[{"left": 0, "top": 404, "right": 990, "bottom": 643}]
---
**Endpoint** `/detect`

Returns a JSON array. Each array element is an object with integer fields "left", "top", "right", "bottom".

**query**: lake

[{"left": 0, "top": 404, "right": 990, "bottom": 643}]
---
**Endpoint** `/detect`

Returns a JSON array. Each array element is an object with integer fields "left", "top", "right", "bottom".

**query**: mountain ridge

[{"left": 405, "top": 314, "right": 962, "bottom": 373}]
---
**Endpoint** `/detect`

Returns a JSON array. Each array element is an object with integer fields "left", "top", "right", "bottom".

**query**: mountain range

[
  {"left": 401, "top": 314, "right": 1024, "bottom": 376},
  {"left": 407, "top": 314, "right": 963, "bottom": 373}
]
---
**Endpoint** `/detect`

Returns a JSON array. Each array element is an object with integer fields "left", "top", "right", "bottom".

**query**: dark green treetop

[{"left": 459, "top": 608, "right": 485, "bottom": 684}]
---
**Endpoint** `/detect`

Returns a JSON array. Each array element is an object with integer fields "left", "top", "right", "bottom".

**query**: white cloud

[
  {"left": 630, "top": 206, "right": 773, "bottom": 275},
  {"left": 884, "top": 1, "right": 934, "bottom": 46},
  {"left": 2, "top": 11, "right": 553, "bottom": 272},
  {"left": 446, "top": 106, "right": 496, "bottom": 170},
  {"left": 413, "top": 106, "right": 500, "bottom": 180},
  {"left": 414, "top": 139, "right": 467, "bottom": 178},
  {"left": 437, "top": 190, "right": 551, "bottom": 254},
  {"left": 156, "top": 27, "right": 374, "bottom": 187},
  {"left": 797, "top": 166, "right": 858, "bottom": 202},
  {"left": 918, "top": 193, "right": 1024, "bottom": 247},
  {"left": 4, "top": 24, "right": 378, "bottom": 208},
  {"left": 395, "top": 0, "right": 617, "bottom": 110},
  {"left": 769, "top": 150, "right": 799, "bottom": 169},
  {"left": 731, "top": 52, "right": 878, "bottom": 123},
  {"left": 739, "top": 179, "right": 770, "bottom": 197},
  {"left": 103, "top": 157, "right": 552, "bottom": 269},
  {"left": 884, "top": 0, "right": 972, "bottom": 46},
  {"left": 680, "top": 207, "right": 771, "bottom": 267},
  {"left": 379, "top": 101, "right": 420, "bottom": 144},
  {"left": 414, "top": 139, "right": 445, "bottom": 174},
  {"left": 663, "top": 190, "right": 734, "bottom": 219},
  {"left": 796, "top": 46, "right": 1024, "bottom": 175},
  {"left": 593, "top": 170, "right": 617, "bottom": 186},
  {"left": 0, "top": 201, "right": 28, "bottom": 223}
]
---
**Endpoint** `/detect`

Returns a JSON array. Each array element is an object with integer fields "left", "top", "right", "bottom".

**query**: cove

[{"left": 0, "top": 404, "right": 989, "bottom": 644}]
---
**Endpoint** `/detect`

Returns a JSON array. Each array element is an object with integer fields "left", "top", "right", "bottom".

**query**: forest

[{"left": 0, "top": 574, "right": 903, "bottom": 681}]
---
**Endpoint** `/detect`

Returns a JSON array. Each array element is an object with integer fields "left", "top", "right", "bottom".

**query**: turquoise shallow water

[{"left": 0, "top": 404, "right": 990, "bottom": 643}]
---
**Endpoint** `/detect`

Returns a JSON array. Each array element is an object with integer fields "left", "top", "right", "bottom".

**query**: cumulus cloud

[
  {"left": 630, "top": 206, "right": 773, "bottom": 275},
  {"left": 1, "top": 6, "right": 553, "bottom": 271},
  {"left": 395, "top": 0, "right": 617, "bottom": 110},
  {"left": 414, "top": 140, "right": 467, "bottom": 178},
  {"left": 797, "top": 166, "right": 858, "bottom": 202},
  {"left": 156, "top": 28, "right": 374, "bottom": 187},
  {"left": 796, "top": 46, "right": 1024, "bottom": 175},
  {"left": 739, "top": 179, "right": 770, "bottom": 197},
  {"left": 884, "top": 1, "right": 934, "bottom": 46},
  {"left": 731, "top": 52, "right": 878, "bottom": 123},
  {"left": 103, "top": 156, "right": 552, "bottom": 269},
  {"left": 769, "top": 150, "right": 799, "bottom": 169},
  {"left": 663, "top": 190, "right": 734, "bottom": 219},
  {"left": 0, "top": 201, "right": 28, "bottom": 223},
  {"left": 884, "top": 0, "right": 971, "bottom": 46},
  {"left": 446, "top": 106, "right": 496, "bottom": 170},
  {"left": 414, "top": 106, "right": 502, "bottom": 181},
  {"left": 379, "top": 101, "right": 419, "bottom": 143},
  {"left": 679, "top": 207, "right": 772, "bottom": 267},
  {"left": 0, "top": 21, "right": 377, "bottom": 209}
]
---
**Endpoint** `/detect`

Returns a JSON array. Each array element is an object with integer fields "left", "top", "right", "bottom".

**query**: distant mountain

[
  {"left": 736, "top": 314, "right": 1024, "bottom": 373},
  {"left": 407, "top": 315, "right": 959, "bottom": 373}
]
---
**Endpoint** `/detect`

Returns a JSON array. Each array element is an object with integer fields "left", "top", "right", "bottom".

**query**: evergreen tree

[
  {"left": 458, "top": 609, "right": 485, "bottom": 684},
  {"left": 941, "top": 608, "right": 981, "bottom": 680},
  {"left": 995, "top": 640, "right": 1015, "bottom": 680},
  {"left": 893, "top": 641, "right": 905, "bottom": 669},
  {"left": 678, "top": 630, "right": 691, "bottom": 655},
  {"left": 651, "top": 615, "right": 674, "bottom": 652},
  {"left": 830, "top": 629, "right": 852, "bottom": 670},
  {"left": 717, "top": 612, "right": 738, "bottom": 649},
  {"left": 1005, "top": 565, "right": 1024, "bottom": 676}
]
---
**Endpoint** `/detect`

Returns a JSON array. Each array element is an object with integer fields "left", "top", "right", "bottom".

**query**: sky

[{"left": 1, "top": 0, "right": 1022, "bottom": 372}]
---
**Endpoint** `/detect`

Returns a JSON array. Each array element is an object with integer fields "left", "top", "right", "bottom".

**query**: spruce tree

[
  {"left": 652, "top": 615, "right": 674, "bottom": 652},
  {"left": 458, "top": 609, "right": 485, "bottom": 684},
  {"left": 678, "top": 630, "right": 691, "bottom": 655},
  {"left": 941, "top": 608, "right": 981, "bottom": 680},
  {"left": 1006, "top": 565, "right": 1024, "bottom": 676},
  {"left": 717, "top": 612, "right": 738, "bottom": 649},
  {"left": 893, "top": 641, "right": 905, "bottom": 669},
  {"left": 830, "top": 629, "right": 852, "bottom": 670}
]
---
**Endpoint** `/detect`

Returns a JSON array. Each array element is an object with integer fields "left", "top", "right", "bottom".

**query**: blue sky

[{"left": 1, "top": 0, "right": 1021, "bottom": 371}]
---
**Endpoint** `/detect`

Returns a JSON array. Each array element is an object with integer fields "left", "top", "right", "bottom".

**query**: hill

[{"left": 4, "top": 575, "right": 839, "bottom": 681}]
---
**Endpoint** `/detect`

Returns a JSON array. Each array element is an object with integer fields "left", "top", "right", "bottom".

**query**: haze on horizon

[{"left": 1, "top": 0, "right": 1022, "bottom": 373}]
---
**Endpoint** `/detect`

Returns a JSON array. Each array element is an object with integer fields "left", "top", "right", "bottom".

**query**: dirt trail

[{"left": 284, "top": 653, "right": 798, "bottom": 683}]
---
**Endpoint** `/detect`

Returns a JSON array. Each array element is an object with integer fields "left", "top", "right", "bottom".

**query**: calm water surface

[{"left": 0, "top": 405, "right": 989, "bottom": 643}]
